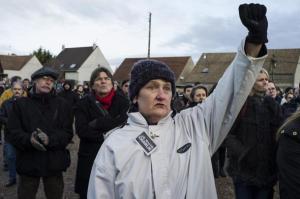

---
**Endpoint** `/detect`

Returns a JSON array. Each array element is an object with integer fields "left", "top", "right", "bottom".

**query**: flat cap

[{"left": 31, "top": 67, "right": 59, "bottom": 81}]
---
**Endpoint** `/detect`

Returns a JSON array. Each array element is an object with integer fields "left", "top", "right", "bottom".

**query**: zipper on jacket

[{"left": 150, "top": 160, "right": 156, "bottom": 199}]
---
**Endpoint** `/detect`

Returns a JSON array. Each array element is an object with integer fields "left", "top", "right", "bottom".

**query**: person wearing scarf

[{"left": 74, "top": 67, "right": 129, "bottom": 199}]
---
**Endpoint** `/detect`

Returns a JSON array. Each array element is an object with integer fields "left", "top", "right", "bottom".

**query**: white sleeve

[
  {"left": 179, "top": 39, "right": 267, "bottom": 155},
  {"left": 87, "top": 144, "right": 116, "bottom": 199}
]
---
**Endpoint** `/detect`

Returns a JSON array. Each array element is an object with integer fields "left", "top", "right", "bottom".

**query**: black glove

[
  {"left": 239, "top": 3, "right": 268, "bottom": 44},
  {"left": 31, "top": 131, "right": 47, "bottom": 151}
]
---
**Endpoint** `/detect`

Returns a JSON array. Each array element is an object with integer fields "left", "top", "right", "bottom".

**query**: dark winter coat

[
  {"left": 225, "top": 95, "right": 282, "bottom": 187},
  {"left": 0, "top": 97, "right": 18, "bottom": 141},
  {"left": 173, "top": 95, "right": 189, "bottom": 112},
  {"left": 277, "top": 117, "right": 300, "bottom": 199},
  {"left": 58, "top": 90, "right": 79, "bottom": 109},
  {"left": 74, "top": 91, "right": 129, "bottom": 196},
  {"left": 6, "top": 91, "right": 73, "bottom": 177},
  {"left": 281, "top": 96, "right": 300, "bottom": 120}
]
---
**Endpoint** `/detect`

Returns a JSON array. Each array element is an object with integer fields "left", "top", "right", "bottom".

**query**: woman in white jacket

[{"left": 88, "top": 3, "right": 268, "bottom": 199}]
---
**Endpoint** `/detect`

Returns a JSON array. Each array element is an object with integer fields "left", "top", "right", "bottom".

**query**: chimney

[
  {"left": 93, "top": 43, "right": 97, "bottom": 50},
  {"left": 62, "top": 44, "right": 65, "bottom": 50}
]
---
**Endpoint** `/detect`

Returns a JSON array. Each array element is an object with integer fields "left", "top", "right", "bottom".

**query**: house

[
  {"left": 0, "top": 54, "right": 42, "bottom": 80},
  {"left": 0, "top": 61, "right": 4, "bottom": 80},
  {"left": 185, "top": 52, "right": 236, "bottom": 90},
  {"left": 186, "top": 48, "right": 300, "bottom": 90},
  {"left": 51, "top": 44, "right": 111, "bottom": 83},
  {"left": 113, "top": 56, "right": 195, "bottom": 86},
  {"left": 266, "top": 48, "right": 300, "bottom": 88}
]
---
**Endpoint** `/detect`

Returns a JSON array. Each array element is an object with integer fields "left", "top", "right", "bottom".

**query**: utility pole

[{"left": 147, "top": 12, "right": 152, "bottom": 58}]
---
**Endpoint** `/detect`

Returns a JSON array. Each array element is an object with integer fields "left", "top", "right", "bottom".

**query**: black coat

[
  {"left": 281, "top": 97, "right": 300, "bottom": 120},
  {"left": 225, "top": 95, "right": 282, "bottom": 187},
  {"left": 58, "top": 90, "right": 79, "bottom": 108},
  {"left": 173, "top": 95, "right": 189, "bottom": 112},
  {"left": 6, "top": 91, "right": 73, "bottom": 177},
  {"left": 74, "top": 91, "right": 129, "bottom": 196},
  {"left": 0, "top": 97, "right": 17, "bottom": 141},
  {"left": 277, "top": 117, "right": 300, "bottom": 199}
]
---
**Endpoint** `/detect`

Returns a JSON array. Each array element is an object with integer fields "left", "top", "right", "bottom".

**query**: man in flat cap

[{"left": 7, "top": 67, "right": 73, "bottom": 199}]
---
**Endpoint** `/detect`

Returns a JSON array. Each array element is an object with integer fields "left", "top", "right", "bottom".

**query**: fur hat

[
  {"left": 129, "top": 59, "right": 176, "bottom": 101},
  {"left": 31, "top": 67, "right": 59, "bottom": 81}
]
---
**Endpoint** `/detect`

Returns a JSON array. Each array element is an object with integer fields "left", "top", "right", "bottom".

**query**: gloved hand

[
  {"left": 36, "top": 128, "right": 49, "bottom": 146},
  {"left": 31, "top": 131, "right": 47, "bottom": 151},
  {"left": 239, "top": 3, "right": 268, "bottom": 44}
]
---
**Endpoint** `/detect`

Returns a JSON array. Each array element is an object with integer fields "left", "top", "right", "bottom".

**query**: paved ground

[
  {"left": 0, "top": 134, "right": 279, "bottom": 199},
  {"left": 0, "top": 135, "right": 80, "bottom": 199}
]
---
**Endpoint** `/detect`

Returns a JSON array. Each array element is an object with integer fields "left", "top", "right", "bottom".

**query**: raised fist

[{"left": 239, "top": 3, "right": 268, "bottom": 44}]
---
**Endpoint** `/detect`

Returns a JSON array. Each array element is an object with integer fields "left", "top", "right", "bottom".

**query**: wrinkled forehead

[
  {"left": 256, "top": 72, "right": 268, "bottom": 80},
  {"left": 36, "top": 75, "right": 55, "bottom": 81},
  {"left": 98, "top": 71, "right": 110, "bottom": 77},
  {"left": 12, "top": 82, "right": 23, "bottom": 89},
  {"left": 11, "top": 81, "right": 23, "bottom": 88},
  {"left": 268, "top": 82, "right": 275, "bottom": 87}
]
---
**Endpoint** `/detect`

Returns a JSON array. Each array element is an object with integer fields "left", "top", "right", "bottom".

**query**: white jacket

[{"left": 87, "top": 40, "right": 267, "bottom": 199}]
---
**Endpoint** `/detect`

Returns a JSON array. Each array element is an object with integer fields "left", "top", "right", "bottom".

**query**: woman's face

[
  {"left": 286, "top": 93, "right": 294, "bottom": 102},
  {"left": 134, "top": 79, "right": 172, "bottom": 124},
  {"left": 193, "top": 88, "right": 207, "bottom": 103},
  {"left": 92, "top": 72, "right": 113, "bottom": 97},
  {"left": 253, "top": 72, "right": 269, "bottom": 93},
  {"left": 77, "top": 85, "right": 84, "bottom": 92}
]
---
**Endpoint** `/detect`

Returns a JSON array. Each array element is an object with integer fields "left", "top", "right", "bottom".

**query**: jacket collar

[{"left": 128, "top": 111, "right": 173, "bottom": 127}]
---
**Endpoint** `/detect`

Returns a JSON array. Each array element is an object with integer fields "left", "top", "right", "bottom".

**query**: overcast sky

[{"left": 1, "top": 0, "right": 299, "bottom": 71}]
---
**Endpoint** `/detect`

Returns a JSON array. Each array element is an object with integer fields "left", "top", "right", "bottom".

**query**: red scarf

[{"left": 95, "top": 89, "right": 115, "bottom": 110}]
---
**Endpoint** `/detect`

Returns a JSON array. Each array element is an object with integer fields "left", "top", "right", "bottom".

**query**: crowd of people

[{"left": 1, "top": 3, "right": 300, "bottom": 199}]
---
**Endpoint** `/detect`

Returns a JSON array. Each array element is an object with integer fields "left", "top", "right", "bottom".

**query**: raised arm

[
  {"left": 241, "top": 3, "right": 268, "bottom": 57},
  {"left": 179, "top": 4, "right": 269, "bottom": 155}
]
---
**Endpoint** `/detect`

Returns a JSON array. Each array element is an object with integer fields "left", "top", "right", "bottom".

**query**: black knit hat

[
  {"left": 31, "top": 67, "right": 59, "bottom": 81},
  {"left": 129, "top": 59, "right": 176, "bottom": 101}
]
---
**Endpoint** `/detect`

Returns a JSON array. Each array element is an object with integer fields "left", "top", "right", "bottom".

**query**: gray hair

[{"left": 11, "top": 80, "right": 23, "bottom": 89}]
